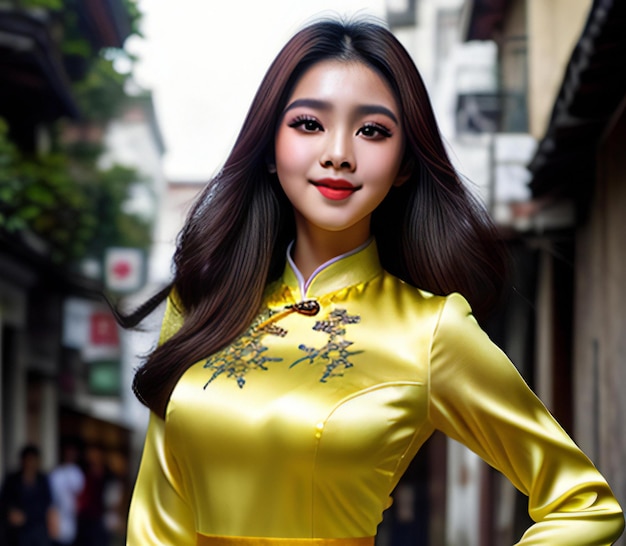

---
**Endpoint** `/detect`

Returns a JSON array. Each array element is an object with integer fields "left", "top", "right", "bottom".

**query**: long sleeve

[
  {"left": 428, "top": 293, "right": 624, "bottom": 545},
  {"left": 127, "top": 412, "right": 196, "bottom": 545},
  {"left": 127, "top": 293, "right": 196, "bottom": 545}
]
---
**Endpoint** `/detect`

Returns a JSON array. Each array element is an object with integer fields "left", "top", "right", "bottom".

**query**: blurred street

[{"left": 1, "top": 1, "right": 625, "bottom": 545}]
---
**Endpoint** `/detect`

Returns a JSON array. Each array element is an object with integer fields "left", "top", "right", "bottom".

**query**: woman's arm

[
  {"left": 428, "top": 293, "right": 624, "bottom": 545},
  {"left": 127, "top": 292, "right": 196, "bottom": 545},
  {"left": 127, "top": 412, "right": 196, "bottom": 545}
]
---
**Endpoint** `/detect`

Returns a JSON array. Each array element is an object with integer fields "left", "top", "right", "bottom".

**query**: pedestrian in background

[
  {"left": 49, "top": 438, "right": 85, "bottom": 546},
  {"left": 74, "top": 445, "right": 111, "bottom": 546},
  {"left": 0, "top": 444, "right": 55, "bottom": 546}
]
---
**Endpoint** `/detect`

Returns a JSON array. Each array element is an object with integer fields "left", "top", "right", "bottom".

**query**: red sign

[
  {"left": 111, "top": 260, "right": 132, "bottom": 279},
  {"left": 90, "top": 312, "right": 119, "bottom": 346}
]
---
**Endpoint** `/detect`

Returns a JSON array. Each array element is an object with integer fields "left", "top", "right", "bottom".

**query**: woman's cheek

[
  {"left": 281, "top": 139, "right": 312, "bottom": 168},
  {"left": 362, "top": 145, "right": 403, "bottom": 185}
]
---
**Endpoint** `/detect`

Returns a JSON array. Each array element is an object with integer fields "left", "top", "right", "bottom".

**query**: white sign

[{"left": 104, "top": 247, "right": 145, "bottom": 293}]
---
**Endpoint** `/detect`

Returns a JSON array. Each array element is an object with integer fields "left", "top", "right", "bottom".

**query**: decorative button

[{"left": 289, "top": 300, "right": 320, "bottom": 316}]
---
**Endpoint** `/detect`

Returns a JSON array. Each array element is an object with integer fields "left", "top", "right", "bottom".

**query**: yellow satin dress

[{"left": 127, "top": 240, "right": 624, "bottom": 545}]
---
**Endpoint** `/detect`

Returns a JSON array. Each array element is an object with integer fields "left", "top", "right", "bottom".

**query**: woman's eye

[
  {"left": 358, "top": 123, "right": 392, "bottom": 139},
  {"left": 288, "top": 117, "right": 323, "bottom": 132}
]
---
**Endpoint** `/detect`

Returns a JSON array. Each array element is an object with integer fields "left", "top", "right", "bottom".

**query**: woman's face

[{"left": 274, "top": 59, "right": 405, "bottom": 245}]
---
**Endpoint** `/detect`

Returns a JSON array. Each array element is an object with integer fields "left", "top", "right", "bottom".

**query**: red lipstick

[{"left": 311, "top": 178, "right": 360, "bottom": 201}]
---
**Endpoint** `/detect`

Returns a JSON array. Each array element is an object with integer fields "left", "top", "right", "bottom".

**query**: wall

[
  {"left": 150, "top": 181, "right": 205, "bottom": 284},
  {"left": 574, "top": 99, "right": 626, "bottom": 532},
  {"left": 526, "top": 0, "right": 591, "bottom": 138}
]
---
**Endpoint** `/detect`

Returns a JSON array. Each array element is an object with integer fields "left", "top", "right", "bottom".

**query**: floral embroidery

[
  {"left": 203, "top": 309, "right": 286, "bottom": 389},
  {"left": 203, "top": 305, "right": 362, "bottom": 389},
  {"left": 290, "top": 309, "right": 362, "bottom": 382}
]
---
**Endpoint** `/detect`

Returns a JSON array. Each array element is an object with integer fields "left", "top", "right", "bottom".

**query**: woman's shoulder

[
  {"left": 376, "top": 272, "right": 481, "bottom": 345},
  {"left": 382, "top": 270, "right": 473, "bottom": 318}
]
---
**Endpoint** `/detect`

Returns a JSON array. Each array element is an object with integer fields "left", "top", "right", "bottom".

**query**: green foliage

[
  {"left": 74, "top": 56, "right": 127, "bottom": 121},
  {"left": 17, "top": 0, "right": 64, "bottom": 9},
  {"left": 0, "top": 0, "right": 152, "bottom": 268},
  {"left": 0, "top": 120, "right": 152, "bottom": 263},
  {"left": 84, "top": 165, "right": 153, "bottom": 259},
  {"left": 0, "top": 125, "right": 91, "bottom": 260},
  {"left": 0, "top": 120, "right": 23, "bottom": 231},
  {"left": 18, "top": 0, "right": 142, "bottom": 35},
  {"left": 123, "top": 0, "right": 143, "bottom": 37}
]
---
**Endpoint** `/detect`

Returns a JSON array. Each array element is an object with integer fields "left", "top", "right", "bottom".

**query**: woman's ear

[
  {"left": 266, "top": 153, "right": 277, "bottom": 174},
  {"left": 393, "top": 156, "right": 415, "bottom": 187},
  {"left": 393, "top": 170, "right": 409, "bottom": 187}
]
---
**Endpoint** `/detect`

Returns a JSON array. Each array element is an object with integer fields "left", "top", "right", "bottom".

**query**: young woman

[{"left": 126, "top": 19, "right": 624, "bottom": 545}]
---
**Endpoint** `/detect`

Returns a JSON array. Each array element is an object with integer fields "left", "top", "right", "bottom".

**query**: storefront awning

[{"left": 527, "top": 0, "right": 626, "bottom": 200}]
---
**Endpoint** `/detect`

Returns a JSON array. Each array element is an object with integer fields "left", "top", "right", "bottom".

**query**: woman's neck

[{"left": 291, "top": 219, "right": 371, "bottom": 281}]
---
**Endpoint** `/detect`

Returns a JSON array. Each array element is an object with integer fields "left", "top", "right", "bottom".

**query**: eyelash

[
  {"left": 288, "top": 116, "right": 322, "bottom": 132},
  {"left": 287, "top": 116, "right": 393, "bottom": 139},
  {"left": 358, "top": 123, "right": 393, "bottom": 139}
]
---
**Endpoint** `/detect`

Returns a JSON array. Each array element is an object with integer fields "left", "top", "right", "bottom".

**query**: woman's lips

[{"left": 311, "top": 178, "right": 361, "bottom": 201}]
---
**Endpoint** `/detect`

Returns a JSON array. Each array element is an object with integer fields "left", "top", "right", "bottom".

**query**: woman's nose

[{"left": 319, "top": 132, "right": 355, "bottom": 171}]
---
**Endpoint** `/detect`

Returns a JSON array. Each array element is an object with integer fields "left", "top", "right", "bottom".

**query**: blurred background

[{"left": 0, "top": 0, "right": 624, "bottom": 544}]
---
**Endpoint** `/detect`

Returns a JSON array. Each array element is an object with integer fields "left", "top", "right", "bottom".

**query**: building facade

[
  {"left": 379, "top": 0, "right": 626, "bottom": 544},
  {"left": 463, "top": 0, "right": 626, "bottom": 544}
]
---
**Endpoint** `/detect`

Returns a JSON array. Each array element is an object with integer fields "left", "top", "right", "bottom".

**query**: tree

[{"left": 0, "top": 0, "right": 153, "bottom": 268}]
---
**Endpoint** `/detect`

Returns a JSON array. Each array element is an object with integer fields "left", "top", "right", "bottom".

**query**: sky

[{"left": 127, "top": 0, "right": 387, "bottom": 182}]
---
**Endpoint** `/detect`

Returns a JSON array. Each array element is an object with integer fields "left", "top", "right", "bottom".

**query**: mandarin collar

[{"left": 282, "top": 238, "right": 383, "bottom": 300}]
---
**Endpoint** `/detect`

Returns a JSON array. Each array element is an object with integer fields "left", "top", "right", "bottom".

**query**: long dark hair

[{"left": 130, "top": 18, "right": 509, "bottom": 418}]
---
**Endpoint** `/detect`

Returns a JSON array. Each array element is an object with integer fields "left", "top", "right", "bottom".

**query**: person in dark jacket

[{"left": 0, "top": 444, "right": 54, "bottom": 546}]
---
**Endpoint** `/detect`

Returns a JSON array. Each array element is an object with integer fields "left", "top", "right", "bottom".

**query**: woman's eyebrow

[
  {"left": 283, "top": 98, "right": 330, "bottom": 113},
  {"left": 283, "top": 99, "right": 399, "bottom": 124},
  {"left": 355, "top": 104, "right": 398, "bottom": 124}
]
